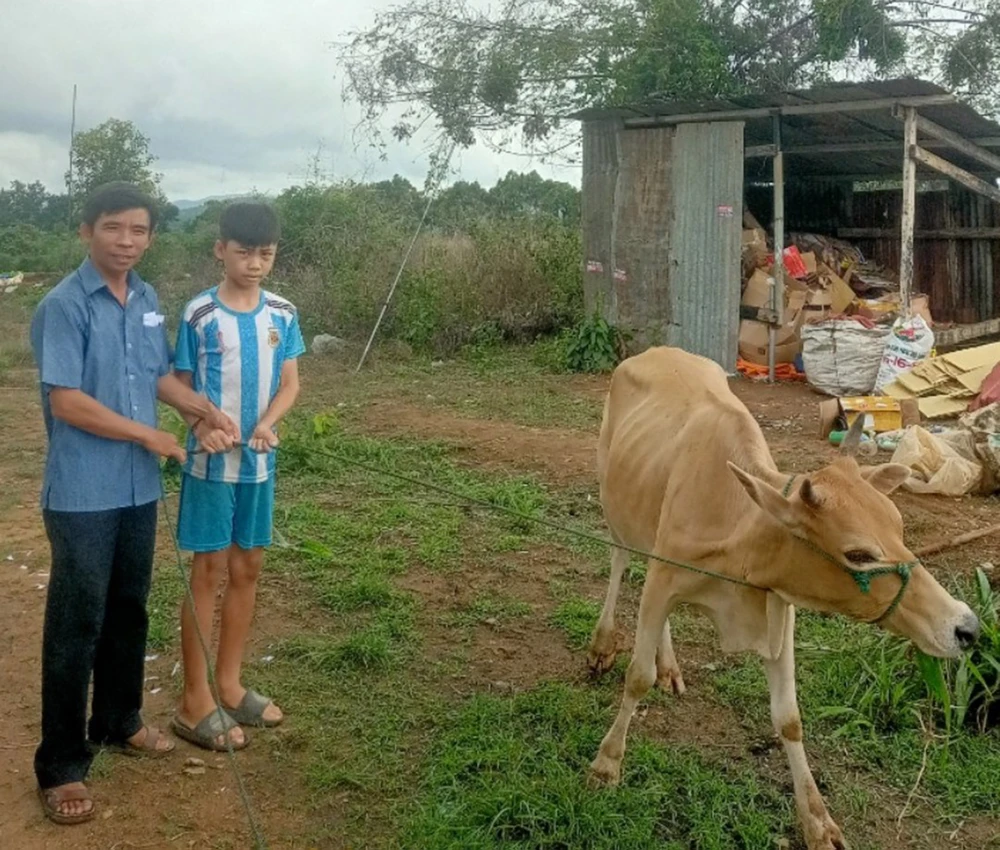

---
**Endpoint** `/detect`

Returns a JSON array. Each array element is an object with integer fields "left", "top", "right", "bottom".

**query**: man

[{"left": 29, "top": 182, "right": 239, "bottom": 825}]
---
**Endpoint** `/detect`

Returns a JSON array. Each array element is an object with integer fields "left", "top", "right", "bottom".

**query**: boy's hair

[
  {"left": 82, "top": 182, "right": 160, "bottom": 231},
  {"left": 219, "top": 202, "right": 281, "bottom": 247}
]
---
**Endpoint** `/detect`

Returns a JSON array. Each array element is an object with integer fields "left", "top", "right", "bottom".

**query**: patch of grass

[
  {"left": 550, "top": 597, "right": 600, "bottom": 650},
  {"left": 402, "top": 682, "right": 793, "bottom": 849},
  {"left": 147, "top": 559, "right": 185, "bottom": 650},
  {"left": 446, "top": 592, "right": 533, "bottom": 628}
]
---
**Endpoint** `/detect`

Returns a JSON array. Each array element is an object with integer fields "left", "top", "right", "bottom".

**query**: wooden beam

[
  {"left": 911, "top": 144, "right": 1000, "bottom": 205},
  {"left": 743, "top": 136, "right": 1000, "bottom": 158},
  {"left": 839, "top": 227, "right": 1000, "bottom": 239},
  {"left": 770, "top": 115, "right": 785, "bottom": 384},
  {"left": 933, "top": 317, "right": 1000, "bottom": 347},
  {"left": 900, "top": 108, "right": 918, "bottom": 314},
  {"left": 904, "top": 110, "right": 1000, "bottom": 173},
  {"left": 624, "top": 94, "right": 956, "bottom": 128}
]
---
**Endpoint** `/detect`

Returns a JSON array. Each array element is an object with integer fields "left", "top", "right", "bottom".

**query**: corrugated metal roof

[{"left": 570, "top": 79, "right": 1000, "bottom": 180}]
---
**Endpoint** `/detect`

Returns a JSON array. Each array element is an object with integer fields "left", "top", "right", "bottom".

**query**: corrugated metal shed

[{"left": 572, "top": 79, "right": 1000, "bottom": 181}]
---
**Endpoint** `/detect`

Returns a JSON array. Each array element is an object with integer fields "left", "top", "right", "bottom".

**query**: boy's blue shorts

[{"left": 177, "top": 474, "right": 275, "bottom": 553}]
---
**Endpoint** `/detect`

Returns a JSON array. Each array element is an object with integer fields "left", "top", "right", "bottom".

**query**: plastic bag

[
  {"left": 874, "top": 315, "right": 934, "bottom": 393},
  {"left": 801, "top": 320, "right": 891, "bottom": 396},
  {"left": 890, "top": 426, "right": 982, "bottom": 496}
]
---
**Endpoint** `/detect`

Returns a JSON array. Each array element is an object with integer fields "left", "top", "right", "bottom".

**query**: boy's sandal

[
  {"left": 103, "top": 725, "right": 175, "bottom": 759},
  {"left": 171, "top": 709, "right": 250, "bottom": 752},
  {"left": 38, "top": 784, "right": 95, "bottom": 825},
  {"left": 224, "top": 689, "right": 284, "bottom": 728}
]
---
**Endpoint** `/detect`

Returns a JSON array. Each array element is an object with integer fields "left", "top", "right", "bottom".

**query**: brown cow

[{"left": 587, "top": 346, "right": 979, "bottom": 850}]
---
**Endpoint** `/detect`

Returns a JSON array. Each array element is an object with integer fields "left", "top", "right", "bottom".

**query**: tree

[
  {"left": 488, "top": 171, "right": 580, "bottom": 221},
  {"left": 68, "top": 119, "right": 169, "bottom": 212},
  {"left": 338, "top": 0, "right": 1000, "bottom": 159},
  {"left": 0, "top": 181, "right": 57, "bottom": 228}
]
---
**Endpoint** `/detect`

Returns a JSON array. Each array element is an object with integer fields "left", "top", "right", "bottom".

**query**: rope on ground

[{"left": 158, "top": 488, "right": 270, "bottom": 850}]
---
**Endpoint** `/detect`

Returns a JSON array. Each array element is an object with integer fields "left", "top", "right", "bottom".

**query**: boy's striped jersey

[{"left": 174, "top": 287, "right": 306, "bottom": 483}]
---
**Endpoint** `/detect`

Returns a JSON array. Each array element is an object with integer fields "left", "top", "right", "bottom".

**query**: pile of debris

[
  {"left": 1, "top": 271, "right": 24, "bottom": 295},
  {"left": 738, "top": 212, "right": 931, "bottom": 368}
]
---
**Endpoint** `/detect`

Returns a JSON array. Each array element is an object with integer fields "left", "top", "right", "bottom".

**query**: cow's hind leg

[
  {"left": 655, "top": 618, "right": 686, "bottom": 695},
  {"left": 587, "top": 544, "right": 629, "bottom": 676},
  {"left": 590, "top": 562, "right": 675, "bottom": 786},
  {"left": 764, "top": 607, "right": 845, "bottom": 850}
]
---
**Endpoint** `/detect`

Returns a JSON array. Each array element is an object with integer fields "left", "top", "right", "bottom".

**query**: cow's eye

[{"left": 844, "top": 550, "right": 875, "bottom": 565}]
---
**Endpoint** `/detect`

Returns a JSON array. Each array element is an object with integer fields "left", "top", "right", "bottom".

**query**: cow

[{"left": 586, "top": 346, "right": 980, "bottom": 850}]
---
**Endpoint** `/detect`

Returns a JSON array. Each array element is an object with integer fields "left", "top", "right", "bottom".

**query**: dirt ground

[{"left": 2, "top": 365, "right": 999, "bottom": 849}]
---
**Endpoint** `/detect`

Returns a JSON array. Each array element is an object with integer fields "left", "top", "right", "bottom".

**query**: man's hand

[
  {"left": 249, "top": 423, "right": 280, "bottom": 454},
  {"left": 203, "top": 406, "right": 240, "bottom": 442},
  {"left": 139, "top": 429, "right": 187, "bottom": 463},
  {"left": 193, "top": 420, "right": 236, "bottom": 454}
]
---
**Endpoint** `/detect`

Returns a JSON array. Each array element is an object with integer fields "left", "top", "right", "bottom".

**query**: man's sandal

[
  {"left": 171, "top": 709, "right": 250, "bottom": 752},
  {"left": 38, "top": 784, "right": 95, "bottom": 825},
  {"left": 102, "top": 725, "right": 175, "bottom": 759}
]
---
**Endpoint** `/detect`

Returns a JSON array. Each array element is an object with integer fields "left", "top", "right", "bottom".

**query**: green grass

[
  {"left": 550, "top": 597, "right": 601, "bottom": 650},
  {"left": 445, "top": 592, "right": 533, "bottom": 628},
  {"left": 402, "top": 682, "right": 793, "bottom": 849},
  {"left": 710, "top": 609, "right": 1000, "bottom": 819}
]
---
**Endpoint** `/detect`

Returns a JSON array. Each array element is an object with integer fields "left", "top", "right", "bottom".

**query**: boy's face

[
  {"left": 80, "top": 208, "right": 153, "bottom": 276},
  {"left": 215, "top": 240, "right": 277, "bottom": 289}
]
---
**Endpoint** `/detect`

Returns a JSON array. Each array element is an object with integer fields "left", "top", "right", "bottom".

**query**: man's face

[
  {"left": 215, "top": 240, "right": 277, "bottom": 289},
  {"left": 80, "top": 208, "right": 153, "bottom": 275}
]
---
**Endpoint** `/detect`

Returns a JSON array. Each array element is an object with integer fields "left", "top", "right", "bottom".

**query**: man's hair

[
  {"left": 219, "top": 202, "right": 281, "bottom": 247},
  {"left": 82, "top": 182, "right": 160, "bottom": 231}
]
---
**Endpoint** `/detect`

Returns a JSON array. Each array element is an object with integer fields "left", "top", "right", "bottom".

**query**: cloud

[{"left": 1, "top": 0, "right": 580, "bottom": 200}]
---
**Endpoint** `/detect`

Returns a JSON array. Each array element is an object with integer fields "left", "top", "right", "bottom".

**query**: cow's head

[{"left": 729, "top": 418, "right": 979, "bottom": 658}]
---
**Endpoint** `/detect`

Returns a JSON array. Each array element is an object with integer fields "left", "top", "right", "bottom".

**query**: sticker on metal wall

[
  {"left": 586, "top": 260, "right": 604, "bottom": 273},
  {"left": 716, "top": 204, "right": 734, "bottom": 217},
  {"left": 613, "top": 268, "right": 627, "bottom": 282}
]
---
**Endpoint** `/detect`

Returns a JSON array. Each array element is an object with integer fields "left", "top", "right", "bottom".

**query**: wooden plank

[
  {"left": 911, "top": 112, "right": 1000, "bottom": 173},
  {"left": 900, "top": 108, "right": 918, "bottom": 314},
  {"left": 911, "top": 145, "right": 1000, "bottom": 205},
  {"left": 770, "top": 115, "right": 785, "bottom": 384},
  {"left": 744, "top": 137, "right": 1000, "bottom": 158},
  {"left": 624, "top": 94, "right": 956, "bottom": 128},
  {"left": 933, "top": 318, "right": 1000, "bottom": 347},
  {"left": 838, "top": 227, "right": 1000, "bottom": 239}
]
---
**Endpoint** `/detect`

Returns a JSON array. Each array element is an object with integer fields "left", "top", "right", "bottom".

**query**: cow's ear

[
  {"left": 728, "top": 463, "right": 799, "bottom": 526},
  {"left": 861, "top": 463, "right": 910, "bottom": 494}
]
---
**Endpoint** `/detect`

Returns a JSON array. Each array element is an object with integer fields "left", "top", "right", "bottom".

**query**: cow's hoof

[
  {"left": 804, "top": 816, "right": 847, "bottom": 850},
  {"left": 656, "top": 667, "right": 686, "bottom": 695},
  {"left": 586, "top": 642, "right": 618, "bottom": 677},
  {"left": 588, "top": 753, "right": 622, "bottom": 788}
]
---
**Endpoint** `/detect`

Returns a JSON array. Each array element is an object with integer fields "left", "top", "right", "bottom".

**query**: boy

[
  {"left": 170, "top": 202, "right": 304, "bottom": 751},
  {"left": 30, "top": 182, "right": 238, "bottom": 824}
]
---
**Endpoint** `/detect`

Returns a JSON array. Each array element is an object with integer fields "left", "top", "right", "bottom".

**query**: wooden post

[
  {"left": 769, "top": 114, "right": 785, "bottom": 383},
  {"left": 900, "top": 106, "right": 918, "bottom": 316}
]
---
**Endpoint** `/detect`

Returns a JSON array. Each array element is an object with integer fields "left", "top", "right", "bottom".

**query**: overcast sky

[{"left": 2, "top": 0, "right": 578, "bottom": 202}]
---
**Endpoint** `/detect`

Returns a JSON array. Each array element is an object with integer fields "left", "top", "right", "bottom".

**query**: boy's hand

[
  {"left": 249, "top": 423, "right": 280, "bottom": 454},
  {"left": 204, "top": 405, "right": 241, "bottom": 441},
  {"left": 194, "top": 422, "right": 236, "bottom": 454}
]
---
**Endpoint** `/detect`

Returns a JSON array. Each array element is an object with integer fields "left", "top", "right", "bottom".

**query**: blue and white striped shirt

[{"left": 174, "top": 287, "right": 305, "bottom": 483}]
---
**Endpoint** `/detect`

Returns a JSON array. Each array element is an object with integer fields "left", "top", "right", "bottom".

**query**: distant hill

[{"left": 171, "top": 194, "right": 249, "bottom": 226}]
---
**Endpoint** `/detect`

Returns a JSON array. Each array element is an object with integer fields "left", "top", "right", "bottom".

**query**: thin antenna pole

[{"left": 67, "top": 84, "right": 77, "bottom": 228}]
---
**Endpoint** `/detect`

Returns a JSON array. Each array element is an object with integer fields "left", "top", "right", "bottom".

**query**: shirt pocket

[{"left": 141, "top": 325, "right": 166, "bottom": 379}]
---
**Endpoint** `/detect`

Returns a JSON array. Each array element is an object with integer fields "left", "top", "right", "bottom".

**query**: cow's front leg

[
  {"left": 763, "top": 607, "right": 845, "bottom": 850},
  {"left": 590, "top": 562, "right": 674, "bottom": 785},
  {"left": 587, "top": 545, "right": 629, "bottom": 675}
]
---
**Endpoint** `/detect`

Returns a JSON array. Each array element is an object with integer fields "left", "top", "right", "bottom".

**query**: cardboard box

[
  {"left": 739, "top": 293, "right": 807, "bottom": 365},
  {"left": 817, "top": 396, "right": 920, "bottom": 438},
  {"left": 741, "top": 269, "right": 773, "bottom": 310}
]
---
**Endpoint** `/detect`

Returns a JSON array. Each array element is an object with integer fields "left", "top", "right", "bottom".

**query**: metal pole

[
  {"left": 67, "top": 84, "right": 77, "bottom": 229},
  {"left": 900, "top": 106, "right": 917, "bottom": 316},
  {"left": 769, "top": 114, "right": 785, "bottom": 383}
]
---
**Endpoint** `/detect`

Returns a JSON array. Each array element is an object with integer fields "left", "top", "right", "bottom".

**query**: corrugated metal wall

[
  {"left": 580, "top": 119, "right": 743, "bottom": 369},
  {"left": 666, "top": 122, "right": 744, "bottom": 368}
]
